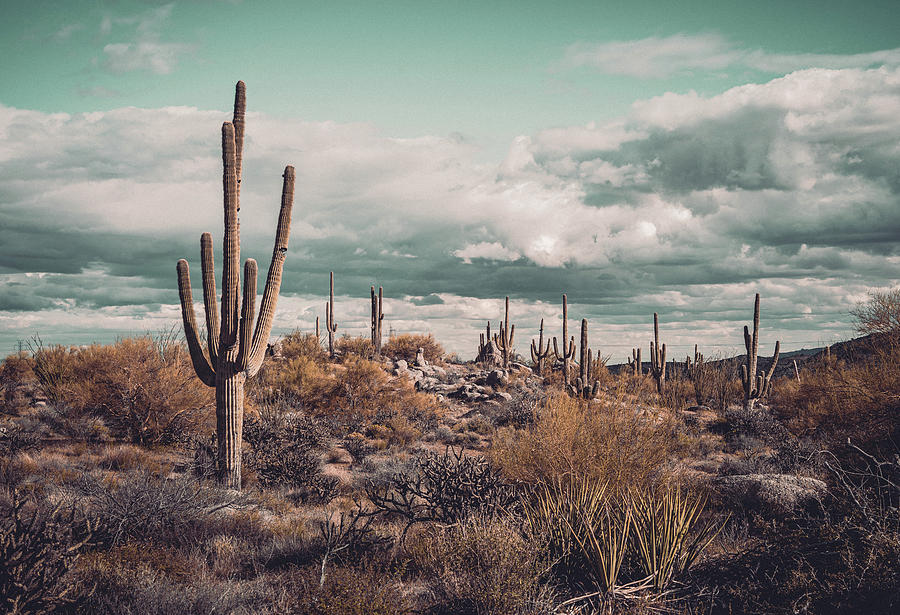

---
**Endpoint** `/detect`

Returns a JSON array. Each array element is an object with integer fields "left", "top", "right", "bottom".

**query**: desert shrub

[
  {"left": 286, "top": 563, "right": 409, "bottom": 615},
  {"left": 30, "top": 336, "right": 214, "bottom": 444},
  {"left": 0, "top": 493, "right": 95, "bottom": 614},
  {"left": 491, "top": 391, "right": 541, "bottom": 428},
  {"left": 382, "top": 333, "right": 444, "bottom": 364},
  {"left": 335, "top": 335, "right": 375, "bottom": 360},
  {"left": 277, "top": 330, "right": 327, "bottom": 363},
  {"left": 0, "top": 421, "right": 46, "bottom": 455},
  {"left": 251, "top": 355, "right": 337, "bottom": 412},
  {"left": 252, "top": 353, "right": 439, "bottom": 434},
  {"left": 81, "top": 566, "right": 271, "bottom": 615},
  {"left": 772, "top": 337, "right": 900, "bottom": 446},
  {"left": 658, "top": 378, "right": 695, "bottom": 412},
  {"left": 368, "top": 447, "right": 517, "bottom": 535},
  {"left": 407, "top": 514, "right": 552, "bottom": 614},
  {"left": 35, "top": 406, "right": 111, "bottom": 442},
  {"left": 77, "top": 470, "right": 248, "bottom": 547},
  {"left": 0, "top": 353, "right": 35, "bottom": 412},
  {"left": 492, "top": 393, "right": 683, "bottom": 488},
  {"left": 243, "top": 413, "right": 336, "bottom": 502}
]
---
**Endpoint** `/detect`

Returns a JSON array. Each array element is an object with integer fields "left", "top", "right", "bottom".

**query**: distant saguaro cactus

[
  {"left": 325, "top": 272, "right": 338, "bottom": 358},
  {"left": 492, "top": 296, "right": 515, "bottom": 369},
  {"left": 570, "top": 318, "right": 599, "bottom": 399},
  {"left": 552, "top": 294, "right": 576, "bottom": 386},
  {"left": 370, "top": 285, "right": 383, "bottom": 357},
  {"left": 741, "top": 293, "right": 780, "bottom": 410},
  {"left": 685, "top": 344, "right": 705, "bottom": 405},
  {"left": 628, "top": 347, "right": 642, "bottom": 377},
  {"left": 649, "top": 313, "right": 667, "bottom": 394},
  {"left": 177, "top": 81, "right": 294, "bottom": 489},
  {"left": 530, "top": 318, "right": 551, "bottom": 376}
]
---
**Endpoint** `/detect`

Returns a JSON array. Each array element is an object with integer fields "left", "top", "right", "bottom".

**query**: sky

[{"left": 1, "top": 0, "right": 899, "bottom": 361}]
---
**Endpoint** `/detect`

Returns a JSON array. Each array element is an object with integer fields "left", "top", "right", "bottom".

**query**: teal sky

[
  {"left": 2, "top": 0, "right": 900, "bottom": 358},
  {"left": 3, "top": 0, "right": 899, "bottom": 150}
]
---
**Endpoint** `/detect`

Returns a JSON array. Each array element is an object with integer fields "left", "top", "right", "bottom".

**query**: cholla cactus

[
  {"left": 628, "top": 347, "right": 642, "bottom": 377},
  {"left": 570, "top": 318, "right": 599, "bottom": 399},
  {"left": 552, "top": 294, "right": 576, "bottom": 385},
  {"left": 530, "top": 318, "right": 551, "bottom": 376},
  {"left": 492, "top": 296, "right": 515, "bottom": 369},
  {"left": 177, "top": 81, "right": 294, "bottom": 489},
  {"left": 325, "top": 272, "right": 338, "bottom": 358},
  {"left": 649, "top": 313, "right": 667, "bottom": 394},
  {"left": 371, "top": 285, "right": 384, "bottom": 357},
  {"left": 740, "top": 293, "right": 780, "bottom": 409}
]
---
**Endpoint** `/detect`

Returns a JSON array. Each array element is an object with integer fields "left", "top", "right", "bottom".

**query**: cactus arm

[
  {"left": 200, "top": 232, "right": 220, "bottom": 367},
  {"left": 220, "top": 122, "right": 240, "bottom": 349},
  {"left": 247, "top": 166, "right": 294, "bottom": 376},
  {"left": 232, "top": 80, "right": 246, "bottom": 194},
  {"left": 236, "top": 259, "right": 257, "bottom": 372},
  {"left": 176, "top": 259, "right": 216, "bottom": 386}
]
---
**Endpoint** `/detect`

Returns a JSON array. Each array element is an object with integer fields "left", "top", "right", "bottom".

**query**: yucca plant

[
  {"left": 523, "top": 474, "right": 608, "bottom": 564},
  {"left": 525, "top": 475, "right": 639, "bottom": 600},
  {"left": 629, "top": 485, "right": 723, "bottom": 593}
]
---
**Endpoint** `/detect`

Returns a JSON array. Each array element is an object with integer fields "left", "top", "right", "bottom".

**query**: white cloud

[
  {"left": 102, "top": 41, "right": 194, "bottom": 75},
  {"left": 453, "top": 242, "right": 520, "bottom": 264},
  {"left": 3, "top": 64, "right": 900, "bottom": 355},
  {"left": 95, "top": 2, "right": 193, "bottom": 75},
  {"left": 563, "top": 33, "right": 900, "bottom": 79}
]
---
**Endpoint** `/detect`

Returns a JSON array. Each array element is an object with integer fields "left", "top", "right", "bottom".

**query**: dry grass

[
  {"left": 382, "top": 333, "right": 444, "bottom": 364},
  {"left": 773, "top": 337, "right": 900, "bottom": 446},
  {"left": 30, "top": 336, "right": 214, "bottom": 444},
  {"left": 491, "top": 393, "right": 685, "bottom": 488}
]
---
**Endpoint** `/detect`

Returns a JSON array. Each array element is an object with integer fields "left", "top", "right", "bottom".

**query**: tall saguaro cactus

[
  {"left": 571, "top": 318, "right": 599, "bottom": 399},
  {"left": 628, "top": 347, "right": 642, "bottom": 377},
  {"left": 530, "top": 318, "right": 551, "bottom": 375},
  {"left": 177, "top": 81, "right": 294, "bottom": 489},
  {"left": 741, "top": 293, "right": 781, "bottom": 409},
  {"left": 325, "top": 272, "right": 338, "bottom": 357},
  {"left": 649, "top": 313, "right": 666, "bottom": 394},
  {"left": 492, "top": 296, "right": 515, "bottom": 369},
  {"left": 552, "top": 294, "right": 576, "bottom": 386},
  {"left": 371, "top": 285, "right": 384, "bottom": 357}
]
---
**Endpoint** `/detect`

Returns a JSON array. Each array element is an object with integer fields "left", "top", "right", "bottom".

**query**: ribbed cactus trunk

[
  {"left": 492, "top": 296, "right": 515, "bottom": 369},
  {"left": 371, "top": 285, "right": 383, "bottom": 357},
  {"left": 177, "top": 81, "right": 294, "bottom": 490},
  {"left": 552, "top": 294, "right": 575, "bottom": 385},
  {"left": 530, "top": 318, "right": 551, "bottom": 376},
  {"left": 741, "top": 293, "right": 781, "bottom": 410},
  {"left": 650, "top": 312, "right": 666, "bottom": 394},
  {"left": 326, "top": 272, "right": 337, "bottom": 358},
  {"left": 216, "top": 365, "right": 245, "bottom": 488}
]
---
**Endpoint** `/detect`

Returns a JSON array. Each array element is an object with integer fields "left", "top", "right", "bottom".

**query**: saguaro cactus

[
  {"left": 370, "top": 285, "right": 383, "bottom": 357},
  {"left": 741, "top": 293, "right": 780, "bottom": 409},
  {"left": 649, "top": 312, "right": 666, "bottom": 394},
  {"left": 570, "top": 318, "right": 599, "bottom": 399},
  {"left": 628, "top": 347, "right": 642, "bottom": 377},
  {"left": 530, "top": 318, "right": 551, "bottom": 375},
  {"left": 492, "top": 296, "right": 515, "bottom": 369},
  {"left": 685, "top": 344, "right": 705, "bottom": 405},
  {"left": 177, "top": 81, "right": 294, "bottom": 489},
  {"left": 552, "top": 294, "right": 576, "bottom": 386},
  {"left": 325, "top": 272, "right": 338, "bottom": 357}
]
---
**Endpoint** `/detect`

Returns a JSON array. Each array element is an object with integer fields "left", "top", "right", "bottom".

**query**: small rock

[
  {"left": 396, "top": 359, "right": 408, "bottom": 371},
  {"left": 415, "top": 347, "right": 427, "bottom": 367},
  {"left": 486, "top": 369, "right": 508, "bottom": 388}
]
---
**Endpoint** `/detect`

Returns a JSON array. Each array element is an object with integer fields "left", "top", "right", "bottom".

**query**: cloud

[
  {"left": 563, "top": 33, "right": 900, "bottom": 78},
  {"left": 95, "top": 2, "right": 194, "bottom": 75},
  {"left": 453, "top": 242, "right": 521, "bottom": 264},
  {"left": 101, "top": 41, "right": 194, "bottom": 74},
  {"left": 2, "top": 65, "right": 900, "bottom": 357}
]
